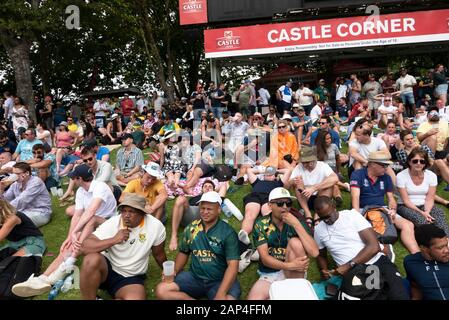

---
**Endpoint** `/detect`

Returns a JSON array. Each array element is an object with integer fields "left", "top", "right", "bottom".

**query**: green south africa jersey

[
  {"left": 253, "top": 213, "right": 311, "bottom": 273},
  {"left": 179, "top": 219, "right": 240, "bottom": 281}
]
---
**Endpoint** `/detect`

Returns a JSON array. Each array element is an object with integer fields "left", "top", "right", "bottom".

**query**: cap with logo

[
  {"left": 269, "top": 187, "right": 297, "bottom": 202},
  {"left": 196, "top": 191, "right": 223, "bottom": 205}
]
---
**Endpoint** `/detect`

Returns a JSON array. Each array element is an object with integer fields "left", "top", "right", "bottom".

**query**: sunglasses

[
  {"left": 32, "top": 151, "right": 43, "bottom": 154},
  {"left": 319, "top": 122, "right": 327, "bottom": 125},
  {"left": 83, "top": 157, "right": 94, "bottom": 163},
  {"left": 374, "top": 162, "right": 389, "bottom": 168},
  {"left": 278, "top": 125, "right": 286, "bottom": 129},
  {"left": 272, "top": 200, "right": 292, "bottom": 208},
  {"left": 384, "top": 99, "right": 392, "bottom": 101},
  {"left": 411, "top": 159, "right": 426, "bottom": 165}
]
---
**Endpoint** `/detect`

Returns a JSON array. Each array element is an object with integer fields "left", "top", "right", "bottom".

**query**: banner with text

[
  {"left": 179, "top": 0, "right": 208, "bottom": 25},
  {"left": 204, "top": 9, "right": 449, "bottom": 58}
]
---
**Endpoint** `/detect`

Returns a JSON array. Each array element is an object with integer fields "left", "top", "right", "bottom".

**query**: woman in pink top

[
  {"left": 378, "top": 120, "right": 400, "bottom": 149},
  {"left": 54, "top": 122, "right": 78, "bottom": 173}
]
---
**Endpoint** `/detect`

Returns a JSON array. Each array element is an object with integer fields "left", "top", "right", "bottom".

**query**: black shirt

[{"left": 7, "top": 212, "right": 42, "bottom": 242}]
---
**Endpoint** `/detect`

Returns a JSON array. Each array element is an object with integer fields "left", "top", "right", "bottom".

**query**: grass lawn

[{"left": 6, "top": 141, "right": 449, "bottom": 300}]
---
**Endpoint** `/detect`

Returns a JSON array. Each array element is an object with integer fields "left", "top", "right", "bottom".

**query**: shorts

[
  {"left": 0, "top": 236, "right": 46, "bottom": 257},
  {"left": 400, "top": 92, "right": 415, "bottom": 105},
  {"left": 435, "top": 84, "right": 448, "bottom": 96},
  {"left": 435, "top": 150, "right": 449, "bottom": 160},
  {"left": 99, "top": 257, "right": 146, "bottom": 297},
  {"left": 368, "top": 99, "right": 381, "bottom": 110},
  {"left": 181, "top": 206, "right": 200, "bottom": 227},
  {"left": 257, "top": 270, "right": 286, "bottom": 283},
  {"left": 61, "top": 154, "right": 80, "bottom": 165},
  {"left": 307, "top": 195, "right": 318, "bottom": 211},
  {"left": 196, "top": 161, "right": 215, "bottom": 178},
  {"left": 243, "top": 192, "right": 269, "bottom": 207},
  {"left": 23, "top": 211, "right": 51, "bottom": 228},
  {"left": 174, "top": 271, "right": 241, "bottom": 300}
]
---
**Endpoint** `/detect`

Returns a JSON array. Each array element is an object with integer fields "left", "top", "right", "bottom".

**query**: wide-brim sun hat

[
  {"left": 141, "top": 162, "right": 163, "bottom": 178},
  {"left": 367, "top": 151, "right": 393, "bottom": 165},
  {"left": 117, "top": 193, "right": 151, "bottom": 215}
]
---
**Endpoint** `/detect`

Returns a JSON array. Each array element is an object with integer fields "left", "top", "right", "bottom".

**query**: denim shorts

[
  {"left": 435, "top": 84, "right": 448, "bottom": 96},
  {"left": 0, "top": 236, "right": 46, "bottom": 257},
  {"left": 62, "top": 154, "right": 80, "bottom": 165},
  {"left": 174, "top": 271, "right": 241, "bottom": 300},
  {"left": 401, "top": 92, "right": 415, "bottom": 105}
]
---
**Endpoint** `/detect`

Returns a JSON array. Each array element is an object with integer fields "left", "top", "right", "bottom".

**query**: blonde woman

[{"left": 0, "top": 199, "right": 46, "bottom": 258}]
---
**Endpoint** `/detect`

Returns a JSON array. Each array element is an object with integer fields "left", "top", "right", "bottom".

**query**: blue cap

[{"left": 68, "top": 164, "right": 93, "bottom": 180}]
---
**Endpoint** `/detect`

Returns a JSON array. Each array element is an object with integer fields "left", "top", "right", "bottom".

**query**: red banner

[
  {"left": 179, "top": 0, "right": 208, "bottom": 25},
  {"left": 205, "top": 9, "right": 449, "bottom": 58}
]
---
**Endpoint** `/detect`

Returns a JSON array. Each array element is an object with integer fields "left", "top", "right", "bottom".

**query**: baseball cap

[
  {"left": 59, "top": 121, "right": 68, "bottom": 127},
  {"left": 265, "top": 166, "right": 277, "bottom": 175},
  {"left": 196, "top": 191, "right": 223, "bottom": 205},
  {"left": 268, "top": 187, "right": 297, "bottom": 202},
  {"left": 282, "top": 114, "right": 292, "bottom": 120},
  {"left": 68, "top": 164, "right": 94, "bottom": 180},
  {"left": 323, "top": 106, "right": 333, "bottom": 114},
  {"left": 292, "top": 103, "right": 300, "bottom": 109}
]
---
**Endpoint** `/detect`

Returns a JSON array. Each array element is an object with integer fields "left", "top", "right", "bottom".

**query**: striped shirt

[{"left": 116, "top": 146, "right": 144, "bottom": 173}]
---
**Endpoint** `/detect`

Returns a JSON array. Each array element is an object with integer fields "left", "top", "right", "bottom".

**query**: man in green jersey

[
  {"left": 247, "top": 187, "right": 319, "bottom": 300},
  {"left": 155, "top": 191, "right": 240, "bottom": 300}
]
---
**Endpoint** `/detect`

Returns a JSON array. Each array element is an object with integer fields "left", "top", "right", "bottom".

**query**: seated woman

[
  {"left": 0, "top": 199, "right": 46, "bottom": 258},
  {"left": 181, "top": 105, "right": 194, "bottom": 131},
  {"left": 397, "top": 148, "right": 449, "bottom": 237},
  {"left": 377, "top": 120, "right": 400, "bottom": 160},
  {"left": 98, "top": 113, "right": 123, "bottom": 145},
  {"left": 315, "top": 130, "right": 350, "bottom": 206},
  {"left": 159, "top": 130, "right": 183, "bottom": 193},
  {"left": 54, "top": 122, "right": 78, "bottom": 174},
  {"left": 264, "top": 119, "right": 298, "bottom": 169}
]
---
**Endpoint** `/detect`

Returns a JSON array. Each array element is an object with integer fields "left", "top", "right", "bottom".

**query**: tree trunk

[
  {"left": 37, "top": 39, "right": 51, "bottom": 96},
  {"left": 0, "top": 33, "right": 36, "bottom": 122}
]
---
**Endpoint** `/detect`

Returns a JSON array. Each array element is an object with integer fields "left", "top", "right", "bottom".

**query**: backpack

[
  {"left": 213, "top": 164, "right": 232, "bottom": 182},
  {"left": 363, "top": 206, "right": 398, "bottom": 244},
  {"left": 0, "top": 248, "right": 42, "bottom": 300},
  {"left": 338, "top": 264, "right": 387, "bottom": 300}
]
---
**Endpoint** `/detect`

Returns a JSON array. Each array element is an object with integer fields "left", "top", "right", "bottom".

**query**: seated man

[
  {"left": 115, "top": 133, "right": 144, "bottom": 186},
  {"left": 0, "top": 151, "right": 16, "bottom": 181},
  {"left": 238, "top": 166, "right": 293, "bottom": 249},
  {"left": 417, "top": 107, "right": 449, "bottom": 159},
  {"left": 309, "top": 116, "right": 341, "bottom": 148},
  {"left": 247, "top": 188, "right": 319, "bottom": 300},
  {"left": 265, "top": 120, "right": 299, "bottom": 169},
  {"left": 404, "top": 224, "right": 449, "bottom": 300},
  {"left": 12, "top": 128, "right": 43, "bottom": 162},
  {"left": 0, "top": 162, "right": 52, "bottom": 227},
  {"left": 314, "top": 196, "right": 408, "bottom": 300},
  {"left": 169, "top": 179, "right": 227, "bottom": 251},
  {"left": 80, "top": 194, "right": 167, "bottom": 300},
  {"left": 12, "top": 164, "right": 117, "bottom": 297},
  {"left": 350, "top": 151, "right": 420, "bottom": 255},
  {"left": 25, "top": 144, "right": 59, "bottom": 190},
  {"left": 286, "top": 146, "right": 339, "bottom": 223},
  {"left": 119, "top": 162, "right": 168, "bottom": 222},
  {"left": 0, "top": 131, "right": 17, "bottom": 154},
  {"left": 155, "top": 192, "right": 241, "bottom": 300}
]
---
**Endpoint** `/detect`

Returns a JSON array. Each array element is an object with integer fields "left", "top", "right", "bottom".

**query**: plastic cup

[
  {"left": 57, "top": 188, "right": 64, "bottom": 197},
  {"left": 162, "top": 261, "right": 175, "bottom": 283},
  {"left": 50, "top": 187, "right": 58, "bottom": 196}
]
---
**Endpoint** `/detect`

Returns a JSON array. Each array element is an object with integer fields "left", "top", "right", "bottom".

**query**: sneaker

[
  {"left": 238, "top": 230, "right": 251, "bottom": 245},
  {"left": 250, "top": 249, "right": 259, "bottom": 262},
  {"left": 47, "top": 262, "right": 73, "bottom": 284},
  {"left": 383, "top": 244, "right": 396, "bottom": 263},
  {"left": 12, "top": 274, "right": 51, "bottom": 297},
  {"left": 239, "top": 249, "right": 253, "bottom": 273}
]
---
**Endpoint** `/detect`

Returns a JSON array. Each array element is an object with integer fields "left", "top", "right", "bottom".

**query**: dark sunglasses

[
  {"left": 411, "top": 159, "right": 426, "bottom": 165},
  {"left": 384, "top": 99, "right": 392, "bottom": 101},
  {"left": 83, "top": 157, "right": 94, "bottom": 163},
  {"left": 32, "top": 151, "right": 43, "bottom": 154},
  {"left": 278, "top": 125, "right": 286, "bottom": 129},
  {"left": 272, "top": 200, "right": 292, "bottom": 208},
  {"left": 374, "top": 162, "right": 389, "bottom": 168},
  {"left": 319, "top": 122, "right": 327, "bottom": 125}
]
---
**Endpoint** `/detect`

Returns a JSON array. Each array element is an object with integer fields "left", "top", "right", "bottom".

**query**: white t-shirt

[
  {"left": 93, "top": 101, "right": 108, "bottom": 117},
  {"left": 439, "top": 106, "right": 449, "bottom": 122},
  {"left": 396, "top": 169, "right": 437, "bottom": 206},
  {"left": 278, "top": 85, "right": 292, "bottom": 103},
  {"left": 75, "top": 180, "right": 117, "bottom": 218},
  {"left": 136, "top": 98, "right": 148, "bottom": 114},
  {"left": 314, "top": 209, "right": 384, "bottom": 266},
  {"left": 395, "top": 74, "right": 417, "bottom": 93},
  {"left": 377, "top": 104, "right": 398, "bottom": 120},
  {"left": 93, "top": 214, "right": 166, "bottom": 277},
  {"left": 335, "top": 84, "right": 348, "bottom": 100},
  {"left": 291, "top": 161, "right": 334, "bottom": 195},
  {"left": 258, "top": 88, "right": 271, "bottom": 106},
  {"left": 37, "top": 130, "right": 52, "bottom": 147},
  {"left": 296, "top": 87, "right": 314, "bottom": 106},
  {"left": 310, "top": 105, "right": 322, "bottom": 121},
  {"left": 349, "top": 137, "right": 387, "bottom": 166}
]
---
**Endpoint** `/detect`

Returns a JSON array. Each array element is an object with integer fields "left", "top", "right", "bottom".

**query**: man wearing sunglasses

[
  {"left": 246, "top": 187, "right": 319, "bottom": 300},
  {"left": 25, "top": 143, "right": 58, "bottom": 190},
  {"left": 376, "top": 94, "right": 402, "bottom": 129},
  {"left": 314, "top": 196, "right": 408, "bottom": 300},
  {"left": 309, "top": 116, "right": 341, "bottom": 149},
  {"left": 350, "top": 151, "right": 420, "bottom": 256}
]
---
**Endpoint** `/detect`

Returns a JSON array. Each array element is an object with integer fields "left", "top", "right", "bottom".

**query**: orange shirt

[{"left": 265, "top": 132, "right": 299, "bottom": 168}]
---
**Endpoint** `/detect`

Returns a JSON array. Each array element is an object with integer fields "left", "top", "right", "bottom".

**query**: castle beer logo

[
  {"left": 181, "top": 0, "right": 203, "bottom": 13},
  {"left": 216, "top": 31, "right": 241, "bottom": 50}
]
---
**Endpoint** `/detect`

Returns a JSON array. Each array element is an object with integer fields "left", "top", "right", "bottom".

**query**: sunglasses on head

[
  {"left": 83, "top": 157, "right": 94, "bottom": 163},
  {"left": 411, "top": 159, "right": 426, "bottom": 165},
  {"left": 272, "top": 200, "right": 292, "bottom": 208}
]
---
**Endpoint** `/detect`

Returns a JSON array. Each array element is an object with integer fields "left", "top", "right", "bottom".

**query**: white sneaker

[
  {"left": 250, "top": 249, "right": 259, "bottom": 262},
  {"left": 238, "top": 230, "right": 251, "bottom": 245},
  {"left": 239, "top": 249, "right": 253, "bottom": 273},
  {"left": 12, "top": 274, "right": 51, "bottom": 297},
  {"left": 47, "top": 262, "right": 73, "bottom": 284}
]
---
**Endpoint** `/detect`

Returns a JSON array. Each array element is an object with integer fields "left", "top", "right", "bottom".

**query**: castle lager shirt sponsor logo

[
  {"left": 204, "top": 9, "right": 449, "bottom": 57},
  {"left": 216, "top": 31, "right": 241, "bottom": 50}
]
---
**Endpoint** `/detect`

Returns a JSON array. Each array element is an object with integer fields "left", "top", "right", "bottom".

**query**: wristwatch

[{"left": 349, "top": 260, "right": 357, "bottom": 268}]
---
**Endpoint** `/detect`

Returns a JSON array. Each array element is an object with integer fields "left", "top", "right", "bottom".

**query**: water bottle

[
  {"left": 221, "top": 202, "right": 233, "bottom": 218},
  {"left": 61, "top": 275, "right": 74, "bottom": 293},
  {"left": 48, "top": 280, "right": 64, "bottom": 300}
]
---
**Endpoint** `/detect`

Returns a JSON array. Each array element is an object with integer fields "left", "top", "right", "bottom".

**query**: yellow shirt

[
  {"left": 123, "top": 178, "right": 164, "bottom": 205},
  {"left": 417, "top": 120, "right": 449, "bottom": 152},
  {"left": 68, "top": 123, "right": 78, "bottom": 133}
]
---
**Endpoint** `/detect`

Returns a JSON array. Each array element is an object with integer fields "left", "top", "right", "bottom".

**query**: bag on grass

[
  {"left": 214, "top": 164, "right": 233, "bottom": 182},
  {"left": 338, "top": 264, "right": 387, "bottom": 300},
  {"left": 363, "top": 206, "right": 398, "bottom": 244}
]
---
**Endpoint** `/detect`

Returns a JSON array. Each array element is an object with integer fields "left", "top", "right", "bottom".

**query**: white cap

[
  {"left": 281, "top": 114, "right": 292, "bottom": 120},
  {"left": 141, "top": 162, "right": 163, "bottom": 178},
  {"left": 197, "top": 191, "right": 223, "bottom": 205},
  {"left": 268, "top": 187, "right": 297, "bottom": 202}
]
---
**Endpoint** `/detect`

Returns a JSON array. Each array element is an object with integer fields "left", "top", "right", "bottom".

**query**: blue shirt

[
  {"left": 97, "top": 146, "right": 110, "bottom": 162},
  {"left": 0, "top": 140, "right": 17, "bottom": 154},
  {"left": 310, "top": 128, "right": 341, "bottom": 148},
  {"left": 15, "top": 139, "right": 43, "bottom": 161},
  {"left": 404, "top": 252, "right": 449, "bottom": 300},
  {"left": 350, "top": 168, "right": 393, "bottom": 208}
]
